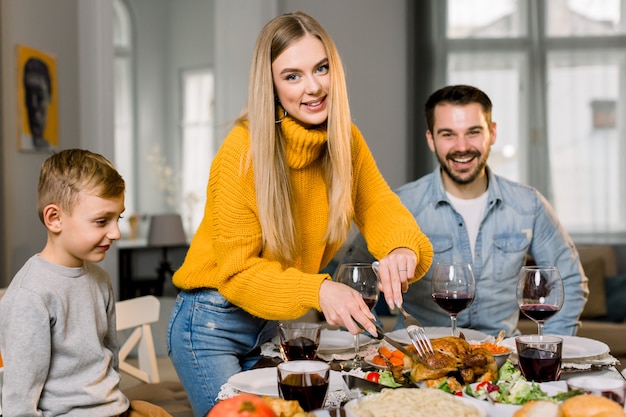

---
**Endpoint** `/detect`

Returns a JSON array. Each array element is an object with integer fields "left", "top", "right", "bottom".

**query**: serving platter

[{"left": 500, "top": 335, "right": 609, "bottom": 360}]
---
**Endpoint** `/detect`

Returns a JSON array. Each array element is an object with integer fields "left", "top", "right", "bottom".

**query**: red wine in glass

[
  {"left": 516, "top": 266, "right": 564, "bottom": 335},
  {"left": 334, "top": 263, "right": 380, "bottom": 370},
  {"left": 518, "top": 347, "right": 562, "bottom": 382},
  {"left": 363, "top": 297, "right": 378, "bottom": 310},
  {"left": 520, "top": 303, "right": 560, "bottom": 322},
  {"left": 280, "top": 337, "right": 318, "bottom": 360},
  {"left": 278, "top": 374, "right": 329, "bottom": 411},
  {"left": 431, "top": 263, "right": 476, "bottom": 336},
  {"left": 432, "top": 292, "right": 474, "bottom": 314}
]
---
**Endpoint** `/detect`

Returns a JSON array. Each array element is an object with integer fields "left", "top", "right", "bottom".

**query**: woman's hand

[
  {"left": 376, "top": 248, "right": 417, "bottom": 310},
  {"left": 318, "top": 280, "right": 378, "bottom": 337}
]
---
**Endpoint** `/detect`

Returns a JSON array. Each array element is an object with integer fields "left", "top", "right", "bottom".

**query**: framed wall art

[{"left": 16, "top": 45, "right": 59, "bottom": 152}]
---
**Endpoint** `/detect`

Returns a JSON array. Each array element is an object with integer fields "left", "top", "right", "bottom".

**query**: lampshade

[{"left": 147, "top": 213, "right": 187, "bottom": 247}]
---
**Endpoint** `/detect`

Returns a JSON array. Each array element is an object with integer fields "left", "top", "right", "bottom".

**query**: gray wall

[
  {"left": 1, "top": 0, "right": 82, "bottom": 287},
  {"left": 0, "top": 0, "right": 412, "bottom": 294},
  {"left": 280, "top": 1, "right": 410, "bottom": 190}
]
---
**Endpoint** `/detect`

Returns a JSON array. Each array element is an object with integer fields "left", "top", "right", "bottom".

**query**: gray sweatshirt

[{"left": 0, "top": 255, "right": 128, "bottom": 416}]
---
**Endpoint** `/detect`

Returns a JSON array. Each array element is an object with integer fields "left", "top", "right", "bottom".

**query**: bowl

[
  {"left": 470, "top": 342, "right": 512, "bottom": 368},
  {"left": 493, "top": 350, "right": 512, "bottom": 368}
]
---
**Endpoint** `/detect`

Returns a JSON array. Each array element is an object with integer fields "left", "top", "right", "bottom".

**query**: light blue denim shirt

[{"left": 342, "top": 167, "right": 588, "bottom": 337}]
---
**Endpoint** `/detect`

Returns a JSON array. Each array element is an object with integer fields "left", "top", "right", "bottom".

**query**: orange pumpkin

[{"left": 206, "top": 394, "right": 277, "bottom": 417}]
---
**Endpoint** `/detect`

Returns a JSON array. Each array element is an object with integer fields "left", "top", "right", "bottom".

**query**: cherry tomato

[{"left": 365, "top": 372, "right": 380, "bottom": 383}]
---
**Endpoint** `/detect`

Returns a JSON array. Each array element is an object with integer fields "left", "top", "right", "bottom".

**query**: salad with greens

[{"left": 463, "top": 360, "right": 581, "bottom": 405}]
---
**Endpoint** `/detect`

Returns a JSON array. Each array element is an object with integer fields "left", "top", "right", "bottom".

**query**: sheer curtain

[{"left": 434, "top": 0, "right": 626, "bottom": 241}]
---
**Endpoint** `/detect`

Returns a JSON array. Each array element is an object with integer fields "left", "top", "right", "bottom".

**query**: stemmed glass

[
  {"left": 334, "top": 263, "right": 380, "bottom": 370},
  {"left": 516, "top": 266, "right": 564, "bottom": 335},
  {"left": 431, "top": 262, "right": 476, "bottom": 337}
]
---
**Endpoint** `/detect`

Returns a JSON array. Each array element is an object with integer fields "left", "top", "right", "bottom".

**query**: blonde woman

[{"left": 167, "top": 11, "right": 433, "bottom": 416}]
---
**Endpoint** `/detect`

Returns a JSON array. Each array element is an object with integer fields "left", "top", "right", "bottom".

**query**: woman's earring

[{"left": 275, "top": 107, "right": 287, "bottom": 124}]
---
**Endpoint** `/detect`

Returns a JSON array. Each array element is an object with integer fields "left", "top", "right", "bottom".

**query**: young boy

[{"left": 0, "top": 149, "right": 170, "bottom": 416}]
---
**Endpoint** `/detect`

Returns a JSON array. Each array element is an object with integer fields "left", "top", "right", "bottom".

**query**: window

[
  {"left": 439, "top": 0, "right": 626, "bottom": 240},
  {"left": 113, "top": 0, "right": 135, "bottom": 236},
  {"left": 180, "top": 68, "right": 214, "bottom": 237}
]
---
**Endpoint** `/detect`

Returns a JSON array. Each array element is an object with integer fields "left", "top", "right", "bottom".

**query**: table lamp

[{"left": 147, "top": 213, "right": 187, "bottom": 294}]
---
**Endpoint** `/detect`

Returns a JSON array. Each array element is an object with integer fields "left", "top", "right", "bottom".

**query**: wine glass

[
  {"left": 431, "top": 262, "right": 476, "bottom": 337},
  {"left": 516, "top": 266, "right": 564, "bottom": 335},
  {"left": 334, "top": 263, "right": 380, "bottom": 370}
]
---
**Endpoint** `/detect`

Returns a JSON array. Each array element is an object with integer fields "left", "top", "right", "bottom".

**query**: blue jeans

[{"left": 167, "top": 289, "right": 277, "bottom": 417}]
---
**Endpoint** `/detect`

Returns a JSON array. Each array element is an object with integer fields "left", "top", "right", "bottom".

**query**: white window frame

[{"left": 435, "top": 0, "right": 626, "bottom": 242}]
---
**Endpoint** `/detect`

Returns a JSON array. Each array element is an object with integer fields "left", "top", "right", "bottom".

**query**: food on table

[
  {"left": 470, "top": 342, "right": 511, "bottom": 355},
  {"left": 371, "top": 345, "right": 407, "bottom": 367},
  {"left": 366, "top": 371, "right": 380, "bottom": 383},
  {"left": 512, "top": 400, "right": 563, "bottom": 417},
  {"left": 346, "top": 387, "right": 482, "bottom": 417},
  {"left": 206, "top": 393, "right": 278, "bottom": 417},
  {"left": 466, "top": 360, "right": 581, "bottom": 405},
  {"left": 512, "top": 394, "right": 626, "bottom": 417},
  {"left": 407, "top": 335, "right": 498, "bottom": 387},
  {"left": 560, "top": 394, "right": 626, "bottom": 417},
  {"left": 365, "top": 370, "right": 404, "bottom": 388},
  {"left": 261, "top": 396, "right": 306, "bottom": 417}
]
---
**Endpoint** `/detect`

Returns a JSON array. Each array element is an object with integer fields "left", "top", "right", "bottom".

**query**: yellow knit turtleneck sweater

[{"left": 172, "top": 118, "right": 433, "bottom": 320}]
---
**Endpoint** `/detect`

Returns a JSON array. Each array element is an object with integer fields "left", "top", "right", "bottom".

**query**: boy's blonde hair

[
  {"left": 236, "top": 11, "right": 353, "bottom": 262},
  {"left": 37, "top": 149, "right": 125, "bottom": 223}
]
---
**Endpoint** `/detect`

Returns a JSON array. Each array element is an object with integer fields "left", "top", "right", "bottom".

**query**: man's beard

[{"left": 436, "top": 149, "right": 489, "bottom": 185}]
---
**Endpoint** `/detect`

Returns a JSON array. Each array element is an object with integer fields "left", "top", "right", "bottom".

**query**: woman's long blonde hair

[{"left": 236, "top": 11, "right": 353, "bottom": 263}]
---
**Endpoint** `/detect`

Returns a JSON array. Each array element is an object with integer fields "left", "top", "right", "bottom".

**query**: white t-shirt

[{"left": 447, "top": 191, "right": 489, "bottom": 260}]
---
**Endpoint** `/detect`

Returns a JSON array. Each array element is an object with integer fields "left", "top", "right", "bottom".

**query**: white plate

[
  {"left": 318, "top": 329, "right": 372, "bottom": 354},
  {"left": 386, "top": 327, "right": 491, "bottom": 345},
  {"left": 344, "top": 391, "right": 488, "bottom": 417},
  {"left": 500, "top": 335, "right": 609, "bottom": 360},
  {"left": 227, "top": 367, "right": 345, "bottom": 397},
  {"left": 461, "top": 381, "right": 567, "bottom": 417}
]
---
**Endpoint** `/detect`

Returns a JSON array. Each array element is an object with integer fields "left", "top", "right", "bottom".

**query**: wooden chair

[{"left": 116, "top": 295, "right": 160, "bottom": 383}]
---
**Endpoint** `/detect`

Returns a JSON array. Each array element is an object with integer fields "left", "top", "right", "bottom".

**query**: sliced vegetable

[
  {"left": 366, "top": 372, "right": 380, "bottom": 383},
  {"left": 371, "top": 355, "right": 387, "bottom": 367},
  {"left": 378, "top": 370, "right": 403, "bottom": 387},
  {"left": 378, "top": 346, "right": 393, "bottom": 359}
]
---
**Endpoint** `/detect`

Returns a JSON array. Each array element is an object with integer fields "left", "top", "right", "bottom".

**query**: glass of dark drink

[
  {"left": 333, "top": 263, "right": 380, "bottom": 370},
  {"left": 516, "top": 335, "right": 562, "bottom": 382},
  {"left": 516, "top": 266, "right": 564, "bottom": 335},
  {"left": 277, "top": 360, "right": 330, "bottom": 411},
  {"left": 431, "top": 262, "right": 475, "bottom": 336},
  {"left": 278, "top": 322, "right": 322, "bottom": 361}
]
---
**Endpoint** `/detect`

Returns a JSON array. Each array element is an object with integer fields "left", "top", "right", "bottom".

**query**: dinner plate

[
  {"left": 227, "top": 367, "right": 345, "bottom": 397},
  {"left": 344, "top": 391, "right": 488, "bottom": 417},
  {"left": 386, "top": 327, "right": 491, "bottom": 345},
  {"left": 500, "top": 335, "right": 609, "bottom": 360},
  {"left": 318, "top": 329, "right": 372, "bottom": 354},
  {"left": 461, "top": 381, "right": 567, "bottom": 417}
]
